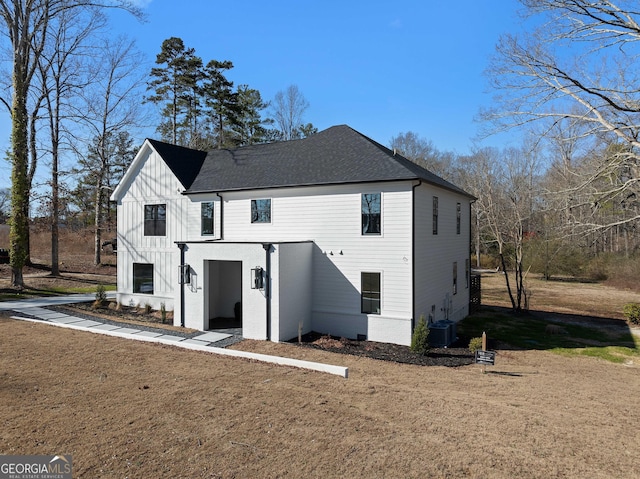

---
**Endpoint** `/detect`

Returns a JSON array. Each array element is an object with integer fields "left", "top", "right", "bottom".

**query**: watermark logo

[{"left": 0, "top": 455, "right": 72, "bottom": 479}]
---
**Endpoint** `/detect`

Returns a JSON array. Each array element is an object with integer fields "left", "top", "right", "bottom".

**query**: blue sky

[
  {"left": 113, "top": 0, "right": 525, "bottom": 152},
  {"left": 0, "top": 0, "right": 524, "bottom": 190}
]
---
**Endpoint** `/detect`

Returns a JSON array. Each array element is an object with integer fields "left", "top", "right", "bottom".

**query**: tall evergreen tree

[{"left": 146, "top": 37, "right": 203, "bottom": 146}]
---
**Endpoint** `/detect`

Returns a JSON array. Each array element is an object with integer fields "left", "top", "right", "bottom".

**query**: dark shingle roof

[
  {"left": 152, "top": 125, "right": 472, "bottom": 197},
  {"left": 147, "top": 139, "right": 207, "bottom": 189}
]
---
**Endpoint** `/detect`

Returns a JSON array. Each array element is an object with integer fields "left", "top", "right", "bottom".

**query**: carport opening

[{"left": 206, "top": 260, "right": 242, "bottom": 333}]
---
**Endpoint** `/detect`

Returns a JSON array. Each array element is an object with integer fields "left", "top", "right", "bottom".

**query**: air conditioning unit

[{"left": 428, "top": 321, "right": 450, "bottom": 348}]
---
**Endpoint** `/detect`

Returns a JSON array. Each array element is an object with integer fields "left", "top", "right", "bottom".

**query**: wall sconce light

[
  {"left": 179, "top": 264, "right": 191, "bottom": 284},
  {"left": 251, "top": 266, "right": 264, "bottom": 290}
]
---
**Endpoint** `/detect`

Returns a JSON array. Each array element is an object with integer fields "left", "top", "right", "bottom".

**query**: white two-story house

[{"left": 110, "top": 125, "right": 475, "bottom": 346}]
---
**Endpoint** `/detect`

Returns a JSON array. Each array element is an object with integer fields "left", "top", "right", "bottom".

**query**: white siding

[
  {"left": 114, "top": 146, "right": 189, "bottom": 311},
  {"left": 217, "top": 182, "right": 414, "bottom": 344},
  {"left": 272, "top": 242, "right": 313, "bottom": 342},
  {"left": 413, "top": 183, "right": 471, "bottom": 325},
  {"left": 115, "top": 144, "right": 472, "bottom": 346}
]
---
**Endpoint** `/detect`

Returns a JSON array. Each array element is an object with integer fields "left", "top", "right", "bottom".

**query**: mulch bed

[{"left": 292, "top": 332, "right": 475, "bottom": 367}]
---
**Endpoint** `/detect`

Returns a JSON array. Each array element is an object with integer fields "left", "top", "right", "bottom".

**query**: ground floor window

[
  {"left": 361, "top": 272, "right": 381, "bottom": 314},
  {"left": 453, "top": 262, "right": 458, "bottom": 295},
  {"left": 133, "top": 263, "right": 154, "bottom": 294}
]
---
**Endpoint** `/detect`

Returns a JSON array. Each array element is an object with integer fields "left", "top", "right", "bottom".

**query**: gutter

[
  {"left": 411, "top": 180, "right": 422, "bottom": 332},
  {"left": 262, "top": 243, "right": 272, "bottom": 341},
  {"left": 177, "top": 242, "right": 186, "bottom": 328}
]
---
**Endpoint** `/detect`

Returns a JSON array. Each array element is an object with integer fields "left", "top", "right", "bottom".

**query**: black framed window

[
  {"left": 361, "top": 272, "right": 381, "bottom": 314},
  {"left": 133, "top": 263, "right": 154, "bottom": 294},
  {"left": 433, "top": 196, "right": 438, "bottom": 235},
  {"left": 465, "top": 259, "right": 470, "bottom": 289},
  {"left": 362, "top": 193, "right": 381, "bottom": 235},
  {"left": 144, "top": 204, "right": 166, "bottom": 236},
  {"left": 251, "top": 199, "right": 271, "bottom": 223},
  {"left": 456, "top": 202, "right": 461, "bottom": 235},
  {"left": 201, "top": 202, "right": 214, "bottom": 235},
  {"left": 453, "top": 262, "right": 458, "bottom": 295}
]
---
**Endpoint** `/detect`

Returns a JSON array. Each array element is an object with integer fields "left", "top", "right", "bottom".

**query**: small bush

[
  {"left": 411, "top": 315, "right": 430, "bottom": 356},
  {"left": 623, "top": 303, "right": 640, "bottom": 325},
  {"left": 93, "top": 284, "right": 107, "bottom": 308},
  {"left": 468, "top": 337, "right": 483, "bottom": 353},
  {"left": 160, "top": 302, "right": 167, "bottom": 323},
  {"left": 144, "top": 302, "right": 152, "bottom": 314}
]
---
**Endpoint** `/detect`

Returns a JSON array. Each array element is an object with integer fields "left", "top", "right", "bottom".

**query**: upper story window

[
  {"left": 362, "top": 193, "right": 381, "bottom": 235},
  {"left": 201, "top": 202, "right": 214, "bottom": 235},
  {"left": 432, "top": 196, "right": 439, "bottom": 235},
  {"left": 144, "top": 204, "right": 166, "bottom": 236},
  {"left": 251, "top": 199, "right": 271, "bottom": 223},
  {"left": 456, "top": 202, "right": 461, "bottom": 234}
]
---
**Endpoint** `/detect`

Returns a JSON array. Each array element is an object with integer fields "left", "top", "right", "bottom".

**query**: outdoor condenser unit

[{"left": 428, "top": 321, "right": 451, "bottom": 348}]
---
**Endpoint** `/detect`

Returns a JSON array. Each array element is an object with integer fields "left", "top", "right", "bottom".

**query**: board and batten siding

[
  {"left": 114, "top": 146, "right": 189, "bottom": 310},
  {"left": 413, "top": 183, "right": 471, "bottom": 324},
  {"left": 213, "top": 182, "right": 414, "bottom": 344}
]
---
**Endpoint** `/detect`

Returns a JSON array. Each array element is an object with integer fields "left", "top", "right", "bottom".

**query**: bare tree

[
  {"left": 75, "top": 36, "right": 145, "bottom": 265},
  {"left": 0, "top": 0, "right": 142, "bottom": 288},
  {"left": 37, "top": 8, "right": 103, "bottom": 275},
  {"left": 270, "top": 84, "right": 311, "bottom": 141},
  {"left": 467, "top": 144, "right": 541, "bottom": 313},
  {"left": 485, "top": 0, "right": 640, "bottom": 240}
]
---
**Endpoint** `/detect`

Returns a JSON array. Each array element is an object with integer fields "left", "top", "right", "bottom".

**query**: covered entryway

[{"left": 205, "top": 260, "right": 242, "bottom": 333}]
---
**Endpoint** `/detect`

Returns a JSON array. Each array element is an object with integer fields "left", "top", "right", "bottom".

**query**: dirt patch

[{"left": 1, "top": 315, "right": 639, "bottom": 479}]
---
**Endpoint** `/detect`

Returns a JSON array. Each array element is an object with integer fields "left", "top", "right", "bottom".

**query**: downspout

[
  {"left": 177, "top": 242, "right": 186, "bottom": 328},
  {"left": 216, "top": 192, "right": 224, "bottom": 240},
  {"left": 262, "top": 243, "right": 272, "bottom": 341},
  {"left": 411, "top": 180, "right": 422, "bottom": 332}
]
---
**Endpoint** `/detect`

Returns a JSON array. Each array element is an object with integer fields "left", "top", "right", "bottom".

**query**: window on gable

[
  {"left": 133, "top": 263, "right": 154, "bottom": 294},
  {"left": 453, "top": 262, "right": 458, "bottom": 295},
  {"left": 362, "top": 193, "right": 381, "bottom": 235},
  {"left": 251, "top": 199, "right": 271, "bottom": 223},
  {"left": 201, "top": 202, "right": 214, "bottom": 235},
  {"left": 361, "top": 272, "right": 381, "bottom": 314},
  {"left": 456, "top": 202, "right": 461, "bottom": 235},
  {"left": 144, "top": 204, "right": 166, "bottom": 236},
  {"left": 433, "top": 196, "right": 439, "bottom": 235}
]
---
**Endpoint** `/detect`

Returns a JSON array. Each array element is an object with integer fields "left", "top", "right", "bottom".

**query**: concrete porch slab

[
  {"left": 181, "top": 338, "right": 213, "bottom": 346},
  {"left": 192, "top": 332, "right": 232, "bottom": 343}
]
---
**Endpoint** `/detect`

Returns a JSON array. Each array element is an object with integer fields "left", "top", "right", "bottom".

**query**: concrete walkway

[{"left": 4, "top": 293, "right": 348, "bottom": 378}]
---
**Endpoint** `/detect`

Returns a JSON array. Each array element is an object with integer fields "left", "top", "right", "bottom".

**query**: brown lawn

[{"left": 0, "top": 265, "right": 639, "bottom": 477}]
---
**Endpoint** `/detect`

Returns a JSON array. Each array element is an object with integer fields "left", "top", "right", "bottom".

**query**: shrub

[
  {"left": 93, "top": 284, "right": 107, "bottom": 308},
  {"left": 144, "top": 302, "right": 152, "bottom": 314},
  {"left": 623, "top": 303, "right": 640, "bottom": 325},
  {"left": 410, "top": 315, "right": 429, "bottom": 356},
  {"left": 160, "top": 302, "right": 167, "bottom": 323},
  {"left": 468, "top": 337, "right": 483, "bottom": 353}
]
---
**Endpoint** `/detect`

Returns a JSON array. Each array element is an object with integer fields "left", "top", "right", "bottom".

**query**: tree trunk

[{"left": 9, "top": 57, "right": 29, "bottom": 289}]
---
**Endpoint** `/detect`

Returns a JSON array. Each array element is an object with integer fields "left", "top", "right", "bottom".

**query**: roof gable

[
  {"left": 110, "top": 139, "right": 208, "bottom": 202},
  {"left": 146, "top": 139, "right": 207, "bottom": 189},
  {"left": 187, "top": 125, "right": 472, "bottom": 197}
]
